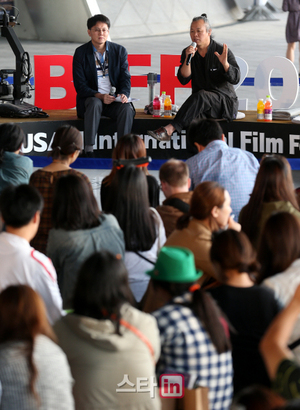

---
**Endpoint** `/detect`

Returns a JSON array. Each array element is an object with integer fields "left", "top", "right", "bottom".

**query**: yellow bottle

[
  {"left": 164, "top": 95, "right": 172, "bottom": 117},
  {"left": 257, "top": 99, "right": 264, "bottom": 122}
]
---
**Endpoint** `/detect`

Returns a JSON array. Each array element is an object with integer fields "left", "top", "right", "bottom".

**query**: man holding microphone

[{"left": 148, "top": 14, "right": 240, "bottom": 142}]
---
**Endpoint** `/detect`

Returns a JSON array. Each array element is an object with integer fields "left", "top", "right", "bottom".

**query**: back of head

[
  {"left": 50, "top": 125, "right": 82, "bottom": 160},
  {"left": 52, "top": 174, "right": 100, "bottom": 230},
  {"left": 113, "top": 134, "right": 146, "bottom": 161},
  {"left": 87, "top": 14, "right": 110, "bottom": 29},
  {"left": 159, "top": 159, "right": 189, "bottom": 187},
  {"left": 0, "top": 184, "right": 43, "bottom": 228},
  {"left": 0, "top": 123, "right": 25, "bottom": 164},
  {"left": 258, "top": 212, "right": 300, "bottom": 282},
  {"left": 0, "top": 285, "right": 53, "bottom": 343},
  {"left": 177, "top": 181, "right": 225, "bottom": 230},
  {"left": 73, "top": 251, "right": 133, "bottom": 332},
  {"left": 105, "top": 134, "right": 147, "bottom": 186},
  {"left": 210, "top": 229, "right": 259, "bottom": 282},
  {"left": 240, "top": 155, "right": 298, "bottom": 241},
  {"left": 108, "top": 164, "right": 156, "bottom": 251},
  {"left": 188, "top": 118, "right": 223, "bottom": 147}
]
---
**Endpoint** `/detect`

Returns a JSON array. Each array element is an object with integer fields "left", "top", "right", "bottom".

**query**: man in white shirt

[{"left": 0, "top": 184, "right": 63, "bottom": 324}]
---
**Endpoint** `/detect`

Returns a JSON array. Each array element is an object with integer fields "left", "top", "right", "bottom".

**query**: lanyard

[{"left": 95, "top": 51, "right": 108, "bottom": 78}]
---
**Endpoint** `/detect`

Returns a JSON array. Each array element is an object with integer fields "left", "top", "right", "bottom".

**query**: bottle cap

[
  {"left": 162, "top": 91, "right": 166, "bottom": 94},
  {"left": 266, "top": 95, "right": 271, "bottom": 98}
]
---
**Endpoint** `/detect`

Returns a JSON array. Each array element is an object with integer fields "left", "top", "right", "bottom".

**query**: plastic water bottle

[
  {"left": 153, "top": 95, "right": 161, "bottom": 117},
  {"left": 257, "top": 99, "right": 264, "bottom": 121},
  {"left": 264, "top": 95, "right": 272, "bottom": 122},
  {"left": 160, "top": 91, "right": 166, "bottom": 115},
  {"left": 164, "top": 95, "right": 172, "bottom": 117}
]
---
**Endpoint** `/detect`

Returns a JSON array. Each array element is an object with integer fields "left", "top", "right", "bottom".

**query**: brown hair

[
  {"left": 50, "top": 125, "right": 82, "bottom": 160},
  {"left": 159, "top": 159, "right": 189, "bottom": 187},
  {"left": 177, "top": 181, "right": 225, "bottom": 230},
  {"left": 0, "top": 285, "right": 56, "bottom": 401},
  {"left": 257, "top": 212, "right": 300, "bottom": 283},
  {"left": 240, "top": 155, "right": 299, "bottom": 243},
  {"left": 210, "top": 229, "right": 260, "bottom": 283},
  {"left": 104, "top": 134, "right": 148, "bottom": 186}
]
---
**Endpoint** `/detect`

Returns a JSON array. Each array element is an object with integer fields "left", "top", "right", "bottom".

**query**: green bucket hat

[{"left": 146, "top": 246, "right": 203, "bottom": 283}]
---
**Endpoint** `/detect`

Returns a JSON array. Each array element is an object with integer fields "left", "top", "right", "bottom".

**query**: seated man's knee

[{"left": 85, "top": 97, "right": 103, "bottom": 112}]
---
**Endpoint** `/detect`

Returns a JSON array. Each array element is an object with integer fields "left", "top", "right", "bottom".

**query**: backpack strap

[{"left": 164, "top": 197, "right": 190, "bottom": 213}]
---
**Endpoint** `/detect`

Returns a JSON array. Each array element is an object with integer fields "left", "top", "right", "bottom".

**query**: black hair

[
  {"left": 50, "top": 125, "right": 82, "bottom": 160},
  {"left": 0, "top": 123, "right": 25, "bottom": 164},
  {"left": 107, "top": 165, "right": 157, "bottom": 251},
  {"left": 257, "top": 212, "right": 300, "bottom": 283},
  {"left": 73, "top": 251, "right": 134, "bottom": 334},
  {"left": 152, "top": 280, "right": 231, "bottom": 354},
  {"left": 87, "top": 14, "right": 110, "bottom": 30},
  {"left": 210, "top": 229, "right": 259, "bottom": 283},
  {"left": 0, "top": 184, "right": 43, "bottom": 228},
  {"left": 187, "top": 118, "right": 223, "bottom": 147},
  {"left": 51, "top": 174, "right": 101, "bottom": 230}
]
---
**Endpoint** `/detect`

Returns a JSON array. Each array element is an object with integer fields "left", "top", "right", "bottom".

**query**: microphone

[
  {"left": 186, "top": 42, "right": 197, "bottom": 66},
  {"left": 109, "top": 86, "right": 116, "bottom": 96}
]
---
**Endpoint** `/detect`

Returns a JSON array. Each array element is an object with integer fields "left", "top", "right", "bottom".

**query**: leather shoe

[{"left": 147, "top": 127, "right": 171, "bottom": 142}]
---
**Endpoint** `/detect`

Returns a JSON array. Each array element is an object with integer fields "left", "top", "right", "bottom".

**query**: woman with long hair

[
  {"left": 165, "top": 180, "right": 241, "bottom": 283},
  {"left": 106, "top": 164, "right": 166, "bottom": 302},
  {"left": 239, "top": 154, "right": 300, "bottom": 249},
  {"left": 0, "top": 123, "right": 33, "bottom": 193},
  {"left": 30, "top": 125, "right": 92, "bottom": 254},
  {"left": 54, "top": 251, "right": 160, "bottom": 410},
  {"left": 258, "top": 212, "right": 300, "bottom": 360},
  {"left": 147, "top": 246, "right": 233, "bottom": 409},
  {"left": 0, "top": 285, "right": 74, "bottom": 409},
  {"left": 47, "top": 174, "right": 125, "bottom": 309},
  {"left": 208, "top": 229, "right": 282, "bottom": 393},
  {"left": 101, "top": 134, "right": 159, "bottom": 211}
]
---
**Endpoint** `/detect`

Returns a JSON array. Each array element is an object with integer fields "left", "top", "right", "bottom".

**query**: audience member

[
  {"left": 208, "top": 229, "right": 282, "bottom": 393},
  {"left": 147, "top": 246, "right": 233, "bottom": 409},
  {"left": 54, "top": 251, "right": 160, "bottom": 410},
  {"left": 106, "top": 165, "right": 166, "bottom": 302},
  {"left": 258, "top": 212, "right": 300, "bottom": 360},
  {"left": 185, "top": 119, "right": 259, "bottom": 219},
  {"left": 239, "top": 154, "right": 300, "bottom": 249},
  {"left": 260, "top": 283, "right": 300, "bottom": 400},
  {"left": 101, "top": 134, "right": 159, "bottom": 210},
  {"left": 0, "top": 184, "right": 62, "bottom": 324},
  {"left": 0, "top": 285, "right": 74, "bottom": 409},
  {"left": 30, "top": 125, "right": 92, "bottom": 254},
  {"left": 165, "top": 181, "right": 240, "bottom": 284},
  {"left": 0, "top": 123, "right": 33, "bottom": 193},
  {"left": 156, "top": 159, "right": 192, "bottom": 237},
  {"left": 258, "top": 212, "right": 300, "bottom": 284},
  {"left": 47, "top": 174, "right": 125, "bottom": 309}
]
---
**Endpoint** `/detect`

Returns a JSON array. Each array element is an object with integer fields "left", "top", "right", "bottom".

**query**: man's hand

[
  {"left": 118, "top": 94, "right": 128, "bottom": 103},
  {"left": 103, "top": 94, "right": 115, "bottom": 104},
  {"left": 214, "top": 44, "right": 230, "bottom": 72},
  {"left": 94, "top": 92, "right": 115, "bottom": 104},
  {"left": 185, "top": 44, "right": 196, "bottom": 62}
]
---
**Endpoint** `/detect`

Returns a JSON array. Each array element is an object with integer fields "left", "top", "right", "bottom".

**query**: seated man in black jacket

[
  {"left": 148, "top": 13, "right": 240, "bottom": 142},
  {"left": 73, "top": 14, "right": 135, "bottom": 156}
]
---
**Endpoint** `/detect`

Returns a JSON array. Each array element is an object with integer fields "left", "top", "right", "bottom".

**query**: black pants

[
  {"left": 171, "top": 90, "right": 224, "bottom": 133},
  {"left": 84, "top": 97, "right": 135, "bottom": 146}
]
